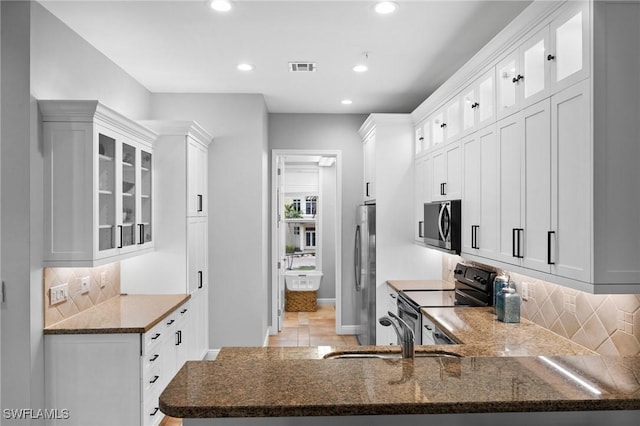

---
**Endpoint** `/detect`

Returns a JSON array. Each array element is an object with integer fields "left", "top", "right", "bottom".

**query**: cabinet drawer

[
  {"left": 143, "top": 392, "right": 163, "bottom": 426},
  {"left": 142, "top": 361, "right": 163, "bottom": 396},
  {"left": 144, "top": 323, "right": 164, "bottom": 355}
]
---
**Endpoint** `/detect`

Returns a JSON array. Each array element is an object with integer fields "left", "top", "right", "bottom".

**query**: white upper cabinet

[
  {"left": 187, "top": 139, "right": 208, "bottom": 217},
  {"left": 496, "top": 49, "right": 520, "bottom": 119},
  {"left": 363, "top": 132, "right": 376, "bottom": 202},
  {"left": 520, "top": 27, "right": 551, "bottom": 107},
  {"left": 431, "top": 141, "right": 461, "bottom": 202},
  {"left": 412, "top": 1, "right": 640, "bottom": 292},
  {"left": 41, "top": 100, "right": 156, "bottom": 267},
  {"left": 497, "top": 1, "right": 589, "bottom": 120},
  {"left": 461, "top": 69, "right": 495, "bottom": 136},
  {"left": 444, "top": 98, "right": 461, "bottom": 143},
  {"left": 549, "top": 1, "right": 589, "bottom": 92},
  {"left": 430, "top": 110, "right": 445, "bottom": 147}
]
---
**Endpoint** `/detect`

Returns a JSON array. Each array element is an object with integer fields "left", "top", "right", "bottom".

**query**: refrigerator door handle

[{"left": 354, "top": 225, "right": 362, "bottom": 291}]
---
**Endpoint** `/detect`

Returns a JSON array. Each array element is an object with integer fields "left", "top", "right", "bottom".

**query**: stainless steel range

[{"left": 397, "top": 263, "right": 496, "bottom": 344}]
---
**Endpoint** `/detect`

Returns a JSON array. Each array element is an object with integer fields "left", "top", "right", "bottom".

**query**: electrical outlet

[
  {"left": 520, "top": 282, "right": 529, "bottom": 300},
  {"left": 50, "top": 283, "right": 68, "bottom": 305},
  {"left": 100, "top": 271, "right": 107, "bottom": 288},
  {"left": 81, "top": 276, "right": 90, "bottom": 294}
]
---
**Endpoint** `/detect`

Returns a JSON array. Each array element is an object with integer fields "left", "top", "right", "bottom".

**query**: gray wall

[
  {"left": 0, "top": 3, "right": 155, "bottom": 413},
  {"left": 269, "top": 113, "right": 367, "bottom": 326},
  {"left": 150, "top": 94, "right": 270, "bottom": 348}
]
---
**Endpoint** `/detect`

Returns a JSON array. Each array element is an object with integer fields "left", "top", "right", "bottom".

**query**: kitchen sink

[{"left": 323, "top": 350, "right": 461, "bottom": 360}]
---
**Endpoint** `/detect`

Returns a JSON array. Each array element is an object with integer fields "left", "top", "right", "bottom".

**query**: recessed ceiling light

[
  {"left": 353, "top": 64, "right": 368, "bottom": 73},
  {"left": 341, "top": 99, "right": 353, "bottom": 105},
  {"left": 209, "top": 0, "right": 232, "bottom": 12},
  {"left": 374, "top": 1, "right": 398, "bottom": 15},
  {"left": 237, "top": 63, "right": 254, "bottom": 72}
]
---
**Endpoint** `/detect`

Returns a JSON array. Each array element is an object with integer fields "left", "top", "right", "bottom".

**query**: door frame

[{"left": 270, "top": 149, "right": 343, "bottom": 336}]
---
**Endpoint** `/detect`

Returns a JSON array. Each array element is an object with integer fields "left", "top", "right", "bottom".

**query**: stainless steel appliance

[
  {"left": 355, "top": 204, "right": 375, "bottom": 345},
  {"left": 423, "top": 200, "right": 461, "bottom": 254},
  {"left": 397, "top": 263, "right": 496, "bottom": 344}
]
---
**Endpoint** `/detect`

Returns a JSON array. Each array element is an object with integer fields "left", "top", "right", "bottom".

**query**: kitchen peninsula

[{"left": 160, "top": 307, "right": 640, "bottom": 426}]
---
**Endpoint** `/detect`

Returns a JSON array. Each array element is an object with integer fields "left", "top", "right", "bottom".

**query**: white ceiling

[{"left": 39, "top": 0, "right": 531, "bottom": 114}]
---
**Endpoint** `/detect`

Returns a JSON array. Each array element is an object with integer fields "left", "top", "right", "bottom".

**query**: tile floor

[{"left": 267, "top": 304, "right": 359, "bottom": 347}]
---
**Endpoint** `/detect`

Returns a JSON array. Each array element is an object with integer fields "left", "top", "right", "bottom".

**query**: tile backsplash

[
  {"left": 443, "top": 255, "right": 640, "bottom": 356},
  {"left": 44, "top": 263, "right": 120, "bottom": 327}
]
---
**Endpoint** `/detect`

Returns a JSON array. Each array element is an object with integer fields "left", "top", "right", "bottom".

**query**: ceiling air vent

[{"left": 289, "top": 62, "right": 317, "bottom": 72}]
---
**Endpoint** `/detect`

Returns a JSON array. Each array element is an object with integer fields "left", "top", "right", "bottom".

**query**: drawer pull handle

[
  {"left": 150, "top": 407, "right": 159, "bottom": 417},
  {"left": 166, "top": 319, "right": 175, "bottom": 326},
  {"left": 151, "top": 333, "right": 161, "bottom": 340},
  {"left": 149, "top": 354, "right": 159, "bottom": 362},
  {"left": 180, "top": 308, "right": 188, "bottom": 314},
  {"left": 149, "top": 375, "right": 160, "bottom": 384}
]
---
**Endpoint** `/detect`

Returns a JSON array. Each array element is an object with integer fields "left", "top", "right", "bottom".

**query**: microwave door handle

[{"left": 437, "top": 205, "right": 447, "bottom": 241}]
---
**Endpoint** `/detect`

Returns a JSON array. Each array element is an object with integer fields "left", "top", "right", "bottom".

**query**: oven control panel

[{"left": 453, "top": 263, "right": 496, "bottom": 292}]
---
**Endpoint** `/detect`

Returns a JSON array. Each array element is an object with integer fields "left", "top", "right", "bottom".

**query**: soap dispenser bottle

[
  {"left": 497, "top": 287, "right": 521, "bottom": 323},
  {"left": 493, "top": 272, "right": 509, "bottom": 313}
]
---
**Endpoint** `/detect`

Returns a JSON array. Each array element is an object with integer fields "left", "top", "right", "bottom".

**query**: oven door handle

[
  {"left": 397, "top": 300, "right": 420, "bottom": 320},
  {"left": 454, "top": 289, "right": 489, "bottom": 307}
]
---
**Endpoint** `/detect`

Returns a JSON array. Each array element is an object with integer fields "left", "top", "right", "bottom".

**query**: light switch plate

[
  {"left": 50, "top": 283, "right": 68, "bottom": 305},
  {"left": 81, "top": 276, "right": 90, "bottom": 294},
  {"left": 100, "top": 271, "right": 107, "bottom": 288}
]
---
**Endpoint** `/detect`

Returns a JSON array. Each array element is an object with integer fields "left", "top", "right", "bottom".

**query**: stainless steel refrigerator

[{"left": 355, "top": 204, "right": 376, "bottom": 346}]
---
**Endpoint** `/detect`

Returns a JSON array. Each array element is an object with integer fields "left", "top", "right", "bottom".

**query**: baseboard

[
  {"left": 263, "top": 328, "right": 271, "bottom": 347},
  {"left": 317, "top": 298, "right": 335, "bottom": 306},
  {"left": 338, "top": 325, "right": 358, "bottom": 336},
  {"left": 205, "top": 349, "right": 219, "bottom": 360}
]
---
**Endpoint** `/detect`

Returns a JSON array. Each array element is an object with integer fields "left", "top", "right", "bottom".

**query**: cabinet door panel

[
  {"left": 550, "top": 2, "right": 590, "bottom": 92},
  {"left": 445, "top": 99, "right": 461, "bottom": 143},
  {"left": 521, "top": 28, "right": 550, "bottom": 107},
  {"left": 462, "top": 86, "right": 476, "bottom": 135},
  {"left": 478, "top": 126, "right": 498, "bottom": 259},
  {"left": 477, "top": 70, "right": 495, "bottom": 127},
  {"left": 444, "top": 142, "right": 462, "bottom": 200},
  {"left": 552, "top": 81, "right": 591, "bottom": 282},
  {"left": 523, "top": 100, "right": 552, "bottom": 273},
  {"left": 431, "top": 150, "right": 445, "bottom": 201},
  {"left": 496, "top": 51, "right": 519, "bottom": 119},
  {"left": 462, "top": 135, "right": 480, "bottom": 254},
  {"left": 497, "top": 115, "right": 523, "bottom": 265},
  {"left": 414, "top": 157, "right": 427, "bottom": 242}
]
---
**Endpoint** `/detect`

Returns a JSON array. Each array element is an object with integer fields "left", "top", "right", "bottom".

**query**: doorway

[{"left": 271, "top": 150, "right": 342, "bottom": 337}]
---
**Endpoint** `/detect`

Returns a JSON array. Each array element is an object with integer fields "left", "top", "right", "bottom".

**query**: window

[
  {"left": 305, "top": 227, "right": 316, "bottom": 248},
  {"left": 293, "top": 226, "right": 300, "bottom": 235},
  {"left": 292, "top": 199, "right": 301, "bottom": 213},
  {"left": 305, "top": 196, "right": 317, "bottom": 216}
]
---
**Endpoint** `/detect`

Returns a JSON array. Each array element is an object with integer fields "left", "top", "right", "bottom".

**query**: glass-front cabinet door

[
  {"left": 520, "top": 27, "right": 550, "bottom": 108},
  {"left": 496, "top": 50, "right": 520, "bottom": 119},
  {"left": 98, "top": 134, "right": 117, "bottom": 254},
  {"left": 549, "top": 1, "right": 589, "bottom": 93},
  {"left": 120, "top": 142, "right": 137, "bottom": 250},
  {"left": 140, "top": 149, "right": 153, "bottom": 246}
]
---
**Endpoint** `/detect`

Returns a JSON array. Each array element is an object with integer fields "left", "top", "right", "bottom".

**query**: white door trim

[{"left": 270, "top": 149, "right": 343, "bottom": 336}]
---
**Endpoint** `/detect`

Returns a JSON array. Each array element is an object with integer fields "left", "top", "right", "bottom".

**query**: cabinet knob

[
  {"left": 440, "top": 123, "right": 447, "bottom": 128},
  {"left": 512, "top": 74, "right": 524, "bottom": 83},
  {"left": 471, "top": 102, "right": 479, "bottom": 109},
  {"left": 419, "top": 137, "right": 424, "bottom": 141},
  {"left": 547, "top": 54, "right": 555, "bottom": 61}
]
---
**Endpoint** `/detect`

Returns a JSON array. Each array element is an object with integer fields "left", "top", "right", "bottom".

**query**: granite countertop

[
  {"left": 159, "top": 308, "right": 640, "bottom": 418},
  {"left": 386, "top": 279, "right": 455, "bottom": 292},
  {"left": 160, "top": 348, "right": 640, "bottom": 418},
  {"left": 44, "top": 294, "right": 190, "bottom": 334},
  {"left": 420, "top": 307, "right": 596, "bottom": 356}
]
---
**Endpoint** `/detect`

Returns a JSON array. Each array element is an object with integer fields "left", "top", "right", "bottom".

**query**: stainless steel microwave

[{"left": 423, "top": 200, "right": 461, "bottom": 254}]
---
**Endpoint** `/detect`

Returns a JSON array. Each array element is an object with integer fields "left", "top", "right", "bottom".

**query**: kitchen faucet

[{"left": 378, "top": 311, "right": 414, "bottom": 359}]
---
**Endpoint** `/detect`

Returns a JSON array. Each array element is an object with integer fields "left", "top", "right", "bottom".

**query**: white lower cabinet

[
  {"left": 44, "top": 303, "right": 196, "bottom": 426},
  {"left": 382, "top": 284, "right": 399, "bottom": 346},
  {"left": 421, "top": 315, "right": 436, "bottom": 345}
]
